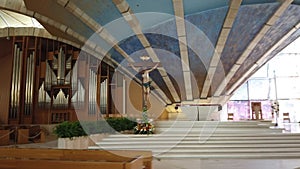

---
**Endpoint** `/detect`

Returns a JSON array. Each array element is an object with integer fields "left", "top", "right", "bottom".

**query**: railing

[{"left": 0, "top": 125, "right": 45, "bottom": 145}]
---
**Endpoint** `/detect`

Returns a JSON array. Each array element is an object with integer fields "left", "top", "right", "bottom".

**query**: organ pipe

[
  {"left": 10, "top": 45, "right": 23, "bottom": 119},
  {"left": 71, "top": 61, "right": 78, "bottom": 90},
  {"left": 66, "top": 56, "right": 72, "bottom": 70},
  {"left": 24, "top": 52, "right": 35, "bottom": 115},
  {"left": 53, "top": 89, "right": 69, "bottom": 109},
  {"left": 65, "top": 71, "right": 71, "bottom": 85},
  {"left": 57, "top": 48, "right": 65, "bottom": 85},
  {"left": 10, "top": 44, "right": 17, "bottom": 118},
  {"left": 38, "top": 82, "right": 45, "bottom": 107},
  {"left": 100, "top": 79, "right": 107, "bottom": 115},
  {"left": 89, "top": 69, "right": 97, "bottom": 115},
  {"left": 45, "top": 61, "right": 52, "bottom": 90},
  {"left": 15, "top": 47, "right": 20, "bottom": 117},
  {"left": 79, "top": 80, "right": 85, "bottom": 108},
  {"left": 25, "top": 54, "right": 30, "bottom": 115}
]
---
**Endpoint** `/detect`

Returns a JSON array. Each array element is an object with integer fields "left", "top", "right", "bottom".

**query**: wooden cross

[
  {"left": 128, "top": 61, "right": 161, "bottom": 110},
  {"left": 128, "top": 62, "right": 162, "bottom": 71}
]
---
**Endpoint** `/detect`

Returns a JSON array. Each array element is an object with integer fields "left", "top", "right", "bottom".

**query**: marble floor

[
  {"left": 7, "top": 121, "right": 300, "bottom": 169},
  {"left": 153, "top": 159, "right": 300, "bottom": 169},
  {"left": 152, "top": 122, "right": 300, "bottom": 169}
]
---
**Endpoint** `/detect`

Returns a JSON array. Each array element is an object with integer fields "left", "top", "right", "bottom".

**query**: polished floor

[
  {"left": 153, "top": 159, "right": 300, "bottom": 169},
  {"left": 152, "top": 122, "right": 300, "bottom": 169}
]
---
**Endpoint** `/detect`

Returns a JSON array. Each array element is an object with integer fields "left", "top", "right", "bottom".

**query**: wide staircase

[{"left": 89, "top": 121, "right": 300, "bottom": 159}]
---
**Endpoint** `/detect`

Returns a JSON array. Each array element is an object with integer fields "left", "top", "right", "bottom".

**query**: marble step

[
  {"left": 155, "top": 128, "right": 283, "bottom": 134},
  {"left": 155, "top": 152, "right": 300, "bottom": 159},
  {"left": 89, "top": 143, "right": 300, "bottom": 149},
  {"left": 155, "top": 121, "right": 272, "bottom": 125},
  {"left": 98, "top": 139, "right": 300, "bottom": 145},
  {"left": 91, "top": 147, "right": 300, "bottom": 153},
  {"left": 101, "top": 136, "right": 300, "bottom": 142},
  {"left": 156, "top": 125, "right": 273, "bottom": 128},
  {"left": 107, "top": 133, "right": 297, "bottom": 138}
]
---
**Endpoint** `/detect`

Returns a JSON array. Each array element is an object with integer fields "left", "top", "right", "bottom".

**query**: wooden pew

[
  {"left": 0, "top": 148, "right": 151, "bottom": 169},
  {"left": 0, "top": 159, "right": 142, "bottom": 169}
]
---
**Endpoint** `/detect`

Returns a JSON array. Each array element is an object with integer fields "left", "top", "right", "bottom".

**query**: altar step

[
  {"left": 155, "top": 120, "right": 282, "bottom": 134},
  {"left": 89, "top": 121, "right": 300, "bottom": 159}
]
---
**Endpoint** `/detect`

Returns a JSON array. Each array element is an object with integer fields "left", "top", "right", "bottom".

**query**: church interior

[{"left": 1, "top": 0, "right": 300, "bottom": 168}]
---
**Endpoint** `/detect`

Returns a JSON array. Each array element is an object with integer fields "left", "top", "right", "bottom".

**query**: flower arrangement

[
  {"left": 271, "top": 100, "right": 279, "bottom": 126},
  {"left": 134, "top": 107, "right": 155, "bottom": 134},
  {"left": 271, "top": 100, "right": 279, "bottom": 115}
]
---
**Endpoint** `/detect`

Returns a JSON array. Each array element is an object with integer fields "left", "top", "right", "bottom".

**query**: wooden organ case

[
  {"left": 7, "top": 37, "right": 81, "bottom": 124},
  {"left": 5, "top": 36, "right": 120, "bottom": 125},
  {"left": 38, "top": 42, "right": 82, "bottom": 124}
]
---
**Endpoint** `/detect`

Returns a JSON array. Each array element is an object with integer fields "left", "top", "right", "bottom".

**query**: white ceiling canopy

[{"left": 0, "top": 9, "right": 43, "bottom": 28}]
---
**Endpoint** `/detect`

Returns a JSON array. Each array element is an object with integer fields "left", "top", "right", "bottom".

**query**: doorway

[{"left": 251, "top": 102, "right": 262, "bottom": 120}]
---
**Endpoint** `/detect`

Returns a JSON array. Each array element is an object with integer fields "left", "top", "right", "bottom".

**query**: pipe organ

[{"left": 3, "top": 36, "right": 120, "bottom": 124}]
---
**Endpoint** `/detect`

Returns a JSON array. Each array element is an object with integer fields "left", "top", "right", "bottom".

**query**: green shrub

[
  {"left": 81, "top": 117, "right": 137, "bottom": 134},
  {"left": 106, "top": 117, "right": 137, "bottom": 132},
  {"left": 54, "top": 118, "right": 137, "bottom": 138},
  {"left": 53, "top": 121, "right": 87, "bottom": 139}
]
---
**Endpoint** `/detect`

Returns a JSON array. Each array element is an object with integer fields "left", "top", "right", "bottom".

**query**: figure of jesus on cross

[{"left": 129, "top": 56, "right": 160, "bottom": 110}]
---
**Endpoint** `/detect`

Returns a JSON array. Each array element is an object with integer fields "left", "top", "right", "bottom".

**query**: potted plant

[
  {"left": 53, "top": 121, "right": 89, "bottom": 149},
  {"left": 134, "top": 107, "right": 155, "bottom": 135}
]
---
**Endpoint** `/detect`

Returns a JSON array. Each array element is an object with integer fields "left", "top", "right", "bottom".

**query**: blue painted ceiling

[{"left": 23, "top": 0, "right": 300, "bottom": 104}]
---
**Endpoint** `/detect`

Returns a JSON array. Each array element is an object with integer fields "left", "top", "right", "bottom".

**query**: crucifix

[{"left": 129, "top": 56, "right": 161, "bottom": 110}]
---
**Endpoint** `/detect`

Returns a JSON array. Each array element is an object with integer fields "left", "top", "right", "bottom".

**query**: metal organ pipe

[
  {"left": 89, "top": 69, "right": 97, "bottom": 115},
  {"left": 30, "top": 52, "right": 35, "bottom": 112},
  {"left": 25, "top": 54, "right": 30, "bottom": 115},
  {"left": 57, "top": 48, "right": 65, "bottom": 85},
  {"left": 45, "top": 62, "right": 51, "bottom": 90},
  {"left": 15, "top": 48, "right": 20, "bottom": 119},
  {"left": 18, "top": 50, "right": 23, "bottom": 117},
  {"left": 100, "top": 79, "right": 107, "bottom": 115},
  {"left": 10, "top": 45, "right": 23, "bottom": 119},
  {"left": 53, "top": 89, "right": 68, "bottom": 109},
  {"left": 24, "top": 52, "right": 35, "bottom": 115},
  {"left": 38, "top": 82, "right": 45, "bottom": 107},
  {"left": 72, "top": 61, "right": 78, "bottom": 90},
  {"left": 79, "top": 81, "right": 85, "bottom": 108},
  {"left": 10, "top": 45, "right": 17, "bottom": 118}
]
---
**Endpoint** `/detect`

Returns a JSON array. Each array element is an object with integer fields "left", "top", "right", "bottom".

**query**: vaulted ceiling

[{"left": 1, "top": 0, "right": 300, "bottom": 106}]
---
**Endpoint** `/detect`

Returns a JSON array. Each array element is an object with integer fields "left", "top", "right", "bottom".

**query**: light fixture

[{"left": 140, "top": 55, "right": 150, "bottom": 61}]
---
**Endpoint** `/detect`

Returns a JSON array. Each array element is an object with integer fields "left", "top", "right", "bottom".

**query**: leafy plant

[
  {"left": 53, "top": 121, "right": 87, "bottom": 139},
  {"left": 77, "top": 117, "right": 137, "bottom": 135}
]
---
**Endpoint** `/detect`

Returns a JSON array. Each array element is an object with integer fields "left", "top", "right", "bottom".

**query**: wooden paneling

[
  {"left": 39, "top": 62, "right": 46, "bottom": 78},
  {"left": 0, "top": 38, "right": 13, "bottom": 124}
]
